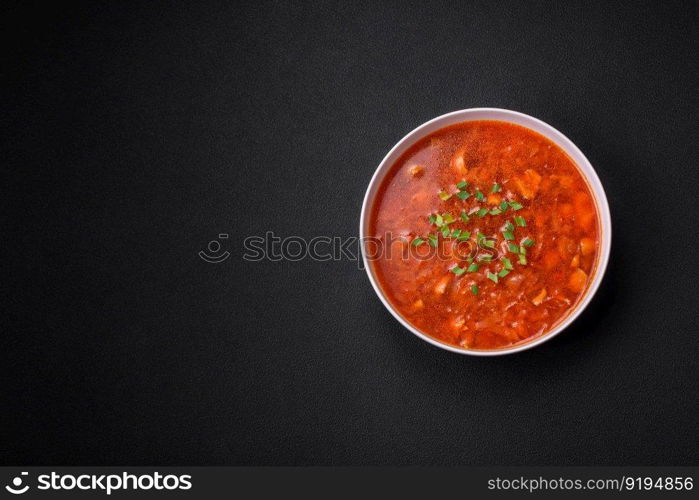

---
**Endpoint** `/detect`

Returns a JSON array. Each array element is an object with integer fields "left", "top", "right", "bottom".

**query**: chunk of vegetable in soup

[{"left": 369, "top": 121, "right": 600, "bottom": 350}]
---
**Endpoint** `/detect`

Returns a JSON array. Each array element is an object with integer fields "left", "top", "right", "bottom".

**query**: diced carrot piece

[
  {"left": 567, "top": 268, "right": 588, "bottom": 293},
  {"left": 450, "top": 316, "right": 465, "bottom": 329},
  {"left": 434, "top": 275, "right": 450, "bottom": 295},
  {"left": 560, "top": 203, "right": 573, "bottom": 216},
  {"left": 451, "top": 149, "right": 466, "bottom": 176},
  {"left": 577, "top": 211, "right": 595, "bottom": 231},
  {"left": 531, "top": 288, "right": 547, "bottom": 305},
  {"left": 514, "top": 169, "right": 542, "bottom": 199},
  {"left": 504, "top": 328, "right": 520, "bottom": 342},
  {"left": 513, "top": 322, "right": 529, "bottom": 339},
  {"left": 407, "top": 164, "right": 424, "bottom": 178},
  {"left": 580, "top": 237, "right": 595, "bottom": 256},
  {"left": 487, "top": 193, "right": 502, "bottom": 205},
  {"left": 570, "top": 254, "right": 580, "bottom": 267},
  {"left": 411, "top": 299, "right": 424, "bottom": 311},
  {"left": 543, "top": 250, "right": 560, "bottom": 270},
  {"left": 557, "top": 236, "right": 576, "bottom": 257},
  {"left": 526, "top": 168, "right": 542, "bottom": 185},
  {"left": 573, "top": 192, "right": 591, "bottom": 211}
]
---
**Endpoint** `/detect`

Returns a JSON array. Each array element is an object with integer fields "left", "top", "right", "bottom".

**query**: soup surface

[{"left": 369, "top": 121, "right": 599, "bottom": 350}]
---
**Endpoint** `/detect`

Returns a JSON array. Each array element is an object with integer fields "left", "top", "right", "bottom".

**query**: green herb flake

[
  {"left": 484, "top": 239, "right": 496, "bottom": 248},
  {"left": 460, "top": 211, "right": 470, "bottom": 223},
  {"left": 451, "top": 265, "right": 466, "bottom": 275},
  {"left": 518, "top": 254, "right": 527, "bottom": 265},
  {"left": 451, "top": 228, "right": 462, "bottom": 238},
  {"left": 503, "top": 231, "right": 515, "bottom": 241},
  {"left": 438, "top": 191, "right": 452, "bottom": 201},
  {"left": 471, "top": 285, "right": 479, "bottom": 295},
  {"left": 441, "top": 225, "right": 450, "bottom": 238},
  {"left": 509, "top": 201, "right": 523, "bottom": 211},
  {"left": 477, "top": 207, "right": 489, "bottom": 218},
  {"left": 502, "top": 257, "right": 514, "bottom": 270},
  {"left": 508, "top": 243, "right": 520, "bottom": 253},
  {"left": 412, "top": 237, "right": 425, "bottom": 247},
  {"left": 504, "top": 220, "right": 515, "bottom": 232},
  {"left": 478, "top": 254, "right": 493, "bottom": 262},
  {"left": 499, "top": 200, "right": 509, "bottom": 211},
  {"left": 428, "top": 215, "right": 436, "bottom": 224},
  {"left": 498, "top": 268, "right": 510, "bottom": 278},
  {"left": 428, "top": 234, "right": 438, "bottom": 248},
  {"left": 475, "top": 190, "right": 485, "bottom": 202},
  {"left": 487, "top": 272, "right": 499, "bottom": 283},
  {"left": 467, "top": 263, "right": 479, "bottom": 272},
  {"left": 442, "top": 213, "right": 455, "bottom": 224},
  {"left": 456, "top": 180, "right": 469, "bottom": 190},
  {"left": 456, "top": 231, "right": 471, "bottom": 241},
  {"left": 491, "top": 183, "right": 502, "bottom": 193},
  {"left": 522, "top": 237, "right": 535, "bottom": 247},
  {"left": 489, "top": 208, "right": 502, "bottom": 215},
  {"left": 435, "top": 214, "right": 444, "bottom": 227},
  {"left": 515, "top": 215, "right": 527, "bottom": 227},
  {"left": 457, "top": 190, "right": 471, "bottom": 200}
]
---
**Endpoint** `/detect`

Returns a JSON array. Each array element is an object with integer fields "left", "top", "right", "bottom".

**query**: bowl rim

[{"left": 359, "top": 108, "right": 612, "bottom": 356}]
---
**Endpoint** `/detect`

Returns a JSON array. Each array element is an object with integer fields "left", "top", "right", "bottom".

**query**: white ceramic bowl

[{"left": 360, "top": 108, "right": 612, "bottom": 355}]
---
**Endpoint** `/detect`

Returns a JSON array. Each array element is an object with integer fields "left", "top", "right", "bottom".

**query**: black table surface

[{"left": 2, "top": 1, "right": 697, "bottom": 465}]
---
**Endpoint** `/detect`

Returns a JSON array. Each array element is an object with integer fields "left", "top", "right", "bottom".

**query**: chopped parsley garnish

[
  {"left": 432, "top": 185, "right": 535, "bottom": 284},
  {"left": 451, "top": 265, "right": 466, "bottom": 275},
  {"left": 457, "top": 191, "right": 471, "bottom": 200},
  {"left": 456, "top": 231, "right": 471, "bottom": 241}
]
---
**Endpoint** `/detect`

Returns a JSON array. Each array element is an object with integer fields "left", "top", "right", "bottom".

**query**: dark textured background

[{"left": 2, "top": 0, "right": 697, "bottom": 465}]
